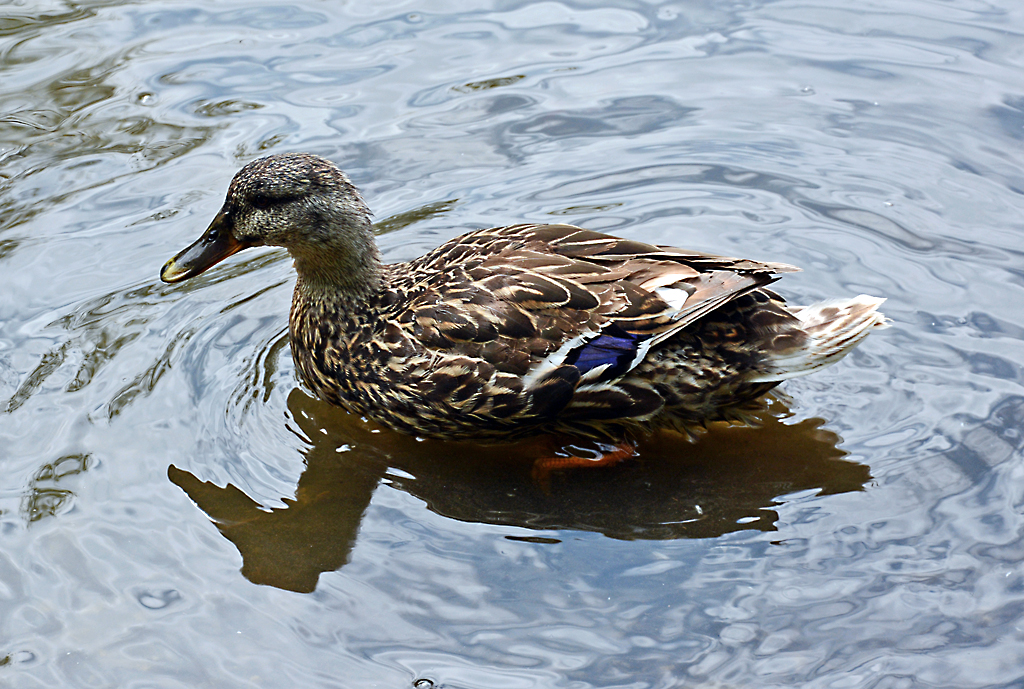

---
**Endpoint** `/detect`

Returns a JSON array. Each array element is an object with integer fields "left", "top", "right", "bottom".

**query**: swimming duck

[{"left": 161, "top": 153, "right": 886, "bottom": 462}]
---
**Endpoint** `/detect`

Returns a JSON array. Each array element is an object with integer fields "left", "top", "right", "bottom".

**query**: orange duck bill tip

[{"left": 160, "top": 213, "right": 250, "bottom": 283}]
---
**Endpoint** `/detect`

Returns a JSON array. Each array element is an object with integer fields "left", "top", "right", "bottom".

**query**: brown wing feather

[{"left": 390, "top": 222, "right": 791, "bottom": 374}]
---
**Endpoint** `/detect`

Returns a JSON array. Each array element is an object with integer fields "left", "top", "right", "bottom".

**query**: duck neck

[{"left": 290, "top": 224, "right": 384, "bottom": 306}]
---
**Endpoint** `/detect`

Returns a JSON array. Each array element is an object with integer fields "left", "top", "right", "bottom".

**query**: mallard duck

[{"left": 161, "top": 153, "right": 887, "bottom": 462}]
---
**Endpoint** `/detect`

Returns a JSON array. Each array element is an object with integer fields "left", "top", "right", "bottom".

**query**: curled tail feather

[{"left": 748, "top": 295, "right": 888, "bottom": 383}]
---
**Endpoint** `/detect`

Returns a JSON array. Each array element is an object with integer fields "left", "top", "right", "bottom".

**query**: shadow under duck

[{"left": 161, "top": 153, "right": 887, "bottom": 462}]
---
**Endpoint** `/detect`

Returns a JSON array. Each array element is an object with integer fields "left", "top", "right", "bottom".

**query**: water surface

[{"left": 3, "top": 0, "right": 1024, "bottom": 687}]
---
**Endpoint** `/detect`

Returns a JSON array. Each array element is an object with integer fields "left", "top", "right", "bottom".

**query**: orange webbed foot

[{"left": 531, "top": 441, "right": 637, "bottom": 488}]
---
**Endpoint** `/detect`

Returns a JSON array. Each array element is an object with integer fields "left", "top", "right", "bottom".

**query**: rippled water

[{"left": 3, "top": 0, "right": 1024, "bottom": 686}]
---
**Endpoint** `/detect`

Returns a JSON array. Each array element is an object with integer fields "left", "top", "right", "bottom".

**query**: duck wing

[{"left": 387, "top": 224, "right": 795, "bottom": 417}]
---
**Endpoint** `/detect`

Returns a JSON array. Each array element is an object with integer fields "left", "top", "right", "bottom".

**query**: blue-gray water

[{"left": 3, "top": 1, "right": 1024, "bottom": 687}]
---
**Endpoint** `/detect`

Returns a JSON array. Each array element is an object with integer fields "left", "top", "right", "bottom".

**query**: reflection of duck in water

[
  {"left": 161, "top": 153, "right": 887, "bottom": 468},
  {"left": 169, "top": 389, "right": 871, "bottom": 593}
]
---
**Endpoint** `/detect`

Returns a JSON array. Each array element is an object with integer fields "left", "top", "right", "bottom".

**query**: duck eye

[{"left": 251, "top": 193, "right": 274, "bottom": 210}]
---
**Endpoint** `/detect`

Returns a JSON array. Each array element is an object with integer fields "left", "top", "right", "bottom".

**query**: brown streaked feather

[
  {"left": 391, "top": 224, "right": 784, "bottom": 360},
  {"left": 301, "top": 221, "right": 812, "bottom": 440},
  {"left": 298, "top": 240, "right": 789, "bottom": 437},
  {"left": 167, "top": 155, "right": 885, "bottom": 444}
]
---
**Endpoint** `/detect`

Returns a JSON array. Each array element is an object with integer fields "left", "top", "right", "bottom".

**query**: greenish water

[{"left": 3, "top": 1, "right": 1024, "bottom": 687}]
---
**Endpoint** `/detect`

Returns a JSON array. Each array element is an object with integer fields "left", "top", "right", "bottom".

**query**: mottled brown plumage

[{"left": 161, "top": 153, "right": 888, "bottom": 443}]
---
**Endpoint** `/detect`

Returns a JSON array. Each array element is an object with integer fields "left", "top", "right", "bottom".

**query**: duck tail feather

[{"left": 747, "top": 295, "right": 889, "bottom": 383}]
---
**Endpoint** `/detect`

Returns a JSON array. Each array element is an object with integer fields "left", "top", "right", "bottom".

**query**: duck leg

[{"left": 531, "top": 441, "right": 637, "bottom": 484}]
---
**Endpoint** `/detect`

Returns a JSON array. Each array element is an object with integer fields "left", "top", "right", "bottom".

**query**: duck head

[{"left": 160, "top": 153, "right": 377, "bottom": 292}]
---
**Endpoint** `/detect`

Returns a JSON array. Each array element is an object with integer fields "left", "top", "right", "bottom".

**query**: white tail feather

[{"left": 747, "top": 295, "right": 888, "bottom": 383}]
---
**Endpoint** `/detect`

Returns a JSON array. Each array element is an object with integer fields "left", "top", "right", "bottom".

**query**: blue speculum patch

[{"left": 565, "top": 326, "right": 649, "bottom": 379}]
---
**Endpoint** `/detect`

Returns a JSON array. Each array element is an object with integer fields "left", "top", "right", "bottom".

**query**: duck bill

[{"left": 160, "top": 211, "right": 249, "bottom": 283}]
